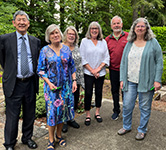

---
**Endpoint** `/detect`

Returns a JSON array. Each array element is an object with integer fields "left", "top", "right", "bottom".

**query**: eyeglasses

[
  {"left": 91, "top": 27, "right": 98, "bottom": 30},
  {"left": 136, "top": 25, "right": 146, "bottom": 28},
  {"left": 67, "top": 33, "right": 75, "bottom": 36}
]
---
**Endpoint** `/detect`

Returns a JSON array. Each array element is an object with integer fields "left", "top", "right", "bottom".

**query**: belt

[{"left": 17, "top": 76, "right": 34, "bottom": 82}]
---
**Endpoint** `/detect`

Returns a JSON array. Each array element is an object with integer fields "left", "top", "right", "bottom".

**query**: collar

[
  {"left": 109, "top": 31, "right": 125, "bottom": 39},
  {"left": 16, "top": 31, "right": 28, "bottom": 40}
]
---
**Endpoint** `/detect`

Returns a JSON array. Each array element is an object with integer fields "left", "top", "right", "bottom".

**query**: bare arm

[{"left": 72, "top": 72, "right": 77, "bottom": 93}]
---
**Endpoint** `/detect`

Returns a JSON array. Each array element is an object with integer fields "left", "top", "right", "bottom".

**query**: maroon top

[{"left": 105, "top": 31, "right": 128, "bottom": 71}]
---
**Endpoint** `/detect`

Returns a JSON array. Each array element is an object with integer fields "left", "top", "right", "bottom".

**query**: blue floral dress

[{"left": 37, "top": 44, "right": 76, "bottom": 126}]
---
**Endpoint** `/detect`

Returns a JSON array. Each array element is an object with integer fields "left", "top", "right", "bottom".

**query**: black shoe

[
  {"left": 68, "top": 120, "right": 80, "bottom": 128},
  {"left": 84, "top": 117, "right": 91, "bottom": 126},
  {"left": 95, "top": 115, "right": 103, "bottom": 123},
  {"left": 6, "top": 147, "right": 14, "bottom": 150},
  {"left": 62, "top": 122, "right": 68, "bottom": 133},
  {"left": 22, "top": 139, "right": 37, "bottom": 149}
]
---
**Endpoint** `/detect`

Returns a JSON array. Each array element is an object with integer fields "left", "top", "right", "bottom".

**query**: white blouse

[
  {"left": 128, "top": 43, "right": 145, "bottom": 83},
  {"left": 80, "top": 38, "right": 110, "bottom": 77}
]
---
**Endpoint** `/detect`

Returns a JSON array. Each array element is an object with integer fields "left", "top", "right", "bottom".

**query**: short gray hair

[
  {"left": 63, "top": 26, "right": 79, "bottom": 46},
  {"left": 13, "top": 10, "right": 29, "bottom": 21},
  {"left": 45, "top": 24, "right": 63, "bottom": 43},
  {"left": 127, "top": 17, "right": 155, "bottom": 42},
  {"left": 111, "top": 15, "right": 123, "bottom": 25},
  {"left": 86, "top": 21, "right": 103, "bottom": 40}
]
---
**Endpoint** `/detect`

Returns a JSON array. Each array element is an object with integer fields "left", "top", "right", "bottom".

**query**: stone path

[{"left": 0, "top": 83, "right": 166, "bottom": 150}]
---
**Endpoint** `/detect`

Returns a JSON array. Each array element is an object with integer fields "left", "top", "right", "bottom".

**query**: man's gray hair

[
  {"left": 45, "top": 24, "right": 63, "bottom": 43},
  {"left": 86, "top": 21, "right": 103, "bottom": 40},
  {"left": 63, "top": 26, "right": 79, "bottom": 46},
  {"left": 111, "top": 15, "right": 123, "bottom": 25},
  {"left": 127, "top": 17, "right": 155, "bottom": 42},
  {"left": 13, "top": 10, "right": 30, "bottom": 21}
]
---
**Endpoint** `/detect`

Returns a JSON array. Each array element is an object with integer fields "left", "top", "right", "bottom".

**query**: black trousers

[
  {"left": 4, "top": 76, "right": 36, "bottom": 148},
  {"left": 84, "top": 74, "right": 105, "bottom": 111},
  {"left": 74, "top": 84, "right": 80, "bottom": 110},
  {"left": 109, "top": 69, "right": 121, "bottom": 114}
]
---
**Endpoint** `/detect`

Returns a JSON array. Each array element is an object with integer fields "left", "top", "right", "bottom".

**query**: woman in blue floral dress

[{"left": 37, "top": 24, "right": 77, "bottom": 150}]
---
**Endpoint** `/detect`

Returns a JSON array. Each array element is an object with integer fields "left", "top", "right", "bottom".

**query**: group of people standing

[{"left": 0, "top": 10, "right": 163, "bottom": 150}]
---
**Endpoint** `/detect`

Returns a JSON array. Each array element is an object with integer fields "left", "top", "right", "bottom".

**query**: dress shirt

[{"left": 16, "top": 31, "right": 34, "bottom": 78}]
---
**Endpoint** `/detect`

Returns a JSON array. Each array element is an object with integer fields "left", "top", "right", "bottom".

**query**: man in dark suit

[{"left": 0, "top": 10, "right": 41, "bottom": 150}]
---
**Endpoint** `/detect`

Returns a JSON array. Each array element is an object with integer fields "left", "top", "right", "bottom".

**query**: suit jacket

[{"left": 0, "top": 32, "right": 41, "bottom": 97}]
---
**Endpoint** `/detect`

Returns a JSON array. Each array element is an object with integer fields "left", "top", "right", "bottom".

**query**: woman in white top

[{"left": 80, "top": 21, "right": 110, "bottom": 126}]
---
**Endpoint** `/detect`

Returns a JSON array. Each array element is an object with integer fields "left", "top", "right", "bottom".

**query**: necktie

[{"left": 21, "top": 36, "right": 29, "bottom": 77}]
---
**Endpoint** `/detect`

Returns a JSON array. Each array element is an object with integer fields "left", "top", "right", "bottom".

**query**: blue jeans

[{"left": 123, "top": 81, "right": 154, "bottom": 133}]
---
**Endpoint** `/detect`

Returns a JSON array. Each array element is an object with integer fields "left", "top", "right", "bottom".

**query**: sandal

[
  {"left": 84, "top": 117, "right": 91, "bottom": 126},
  {"left": 135, "top": 132, "right": 146, "bottom": 140},
  {"left": 47, "top": 140, "right": 55, "bottom": 150},
  {"left": 55, "top": 135, "right": 66, "bottom": 147},
  {"left": 95, "top": 115, "right": 103, "bottom": 123},
  {"left": 117, "top": 128, "right": 131, "bottom": 135}
]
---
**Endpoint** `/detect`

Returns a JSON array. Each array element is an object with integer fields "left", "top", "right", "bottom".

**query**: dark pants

[
  {"left": 84, "top": 74, "right": 105, "bottom": 111},
  {"left": 109, "top": 69, "right": 121, "bottom": 114},
  {"left": 74, "top": 84, "right": 80, "bottom": 110},
  {"left": 4, "top": 77, "right": 36, "bottom": 148}
]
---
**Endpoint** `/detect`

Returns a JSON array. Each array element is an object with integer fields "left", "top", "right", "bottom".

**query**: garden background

[{"left": 0, "top": 0, "right": 166, "bottom": 117}]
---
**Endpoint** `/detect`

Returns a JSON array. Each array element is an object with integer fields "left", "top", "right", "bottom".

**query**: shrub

[
  {"left": 151, "top": 26, "right": 166, "bottom": 52},
  {"left": 162, "top": 55, "right": 166, "bottom": 85},
  {"left": 35, "top": 79, "right": 46, "bottom": 117},
  {"left": 77, "top": 90, "right": 85, "bottom": 113}
]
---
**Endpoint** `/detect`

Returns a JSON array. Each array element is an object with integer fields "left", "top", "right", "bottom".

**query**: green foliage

[
  {"left": 77, "top": 90, "right": 85, "bottom": 113},
  {"left": 162, "top": 55, "right": 166, "bottom": 85},
  {"left": 151, "top": 26, "right": 166, "bottom": 52},
  {"left": 35, "top": 79, "right": 46, "bottom": 118},
  {"left": 105, "top": 71, "right": 110, "bottom": 80},
  {"left": 0, "top": 2, "right": 17, "bottom": 35}
]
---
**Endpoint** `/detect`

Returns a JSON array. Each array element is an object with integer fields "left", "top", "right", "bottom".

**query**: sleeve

[
  {"left": 102, "top": 40, "right": 110, "bottom": 67},
  {"left": 0, "top": 35, "right": 5, "bottom": 69},
  {"left": 37, "top": 47, "right": 48, "bottom": 78},
  {"left": 153, "top": 38, "right": 163, "bottom": 82},
  {"left": 69, "top": 50, "right": 76, "bottom": 74},
  {"left": 79, "top": 39, "right": 88, "bottom": 66},
  {"left": 37, "top": 39, "right": 41, "bottom": 60},
  {"left": 120, "top": 42, "right": 129, "bottom": 81}
]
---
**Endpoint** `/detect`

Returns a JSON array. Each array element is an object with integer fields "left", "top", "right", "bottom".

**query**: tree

[
  {"left": 0, "top": 1, "right": 17, "bottom": 35},
  {"left": 131, "top": 0, "right": 165, "bottom": 26}
]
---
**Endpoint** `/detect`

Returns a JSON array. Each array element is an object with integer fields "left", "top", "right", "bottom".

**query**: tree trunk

[{"left": 132, "top": 0, "right": 138, "bottom": 22}]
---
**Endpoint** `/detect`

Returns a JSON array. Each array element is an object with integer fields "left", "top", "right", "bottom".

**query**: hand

[
  {"left": 154, "top": 81, "right": 161, "bottom": 91},
  {"left": 94, "top": 73, "right": 99, "bottom": 79},
  {"left": 72, "top": 81, "right": 77, "bottom": 93},
  {"left": 91, "top": 68, "right": 100, "bottom": 79},
  {"left": 48, "top": 82, "right": 57, "bottom": 91},
  {"left": 120, "top": 81, "right": 123, "bottom": 89}
]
